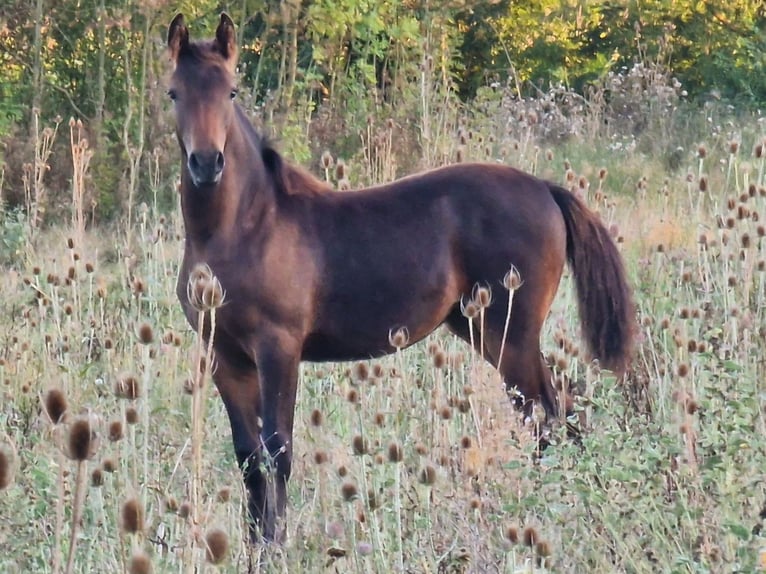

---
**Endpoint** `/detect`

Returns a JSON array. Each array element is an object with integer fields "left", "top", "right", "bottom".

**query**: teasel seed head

[
  {"left": 473, "top": 284, "right": 492, "bottom": 308},
  {"left": 389, "top": 327, "right": 409, "bottom": 349},
  {"left": 137, "top": 322, "right": 154, "bottom": 345},
  {"left": 504, "top": 525, "right": 519, "bottom": 544},
  {"left": 353, "top": 362, "right": 369, "bottom": 382},
  {"left": 121, "top": 497, "right": 145, "bottom": 534},
  {"left": 387, "top": 442, "right": 403, "bottom": 463},
  {"left": 310, "top": 408, "right": 323, "bottom": 427},
  {"left": 523, "top": 526, "right": 539, "bottom": 547},
  {"left": 697, "top": 144, "right": 707, "bottom": 158},
  {"left": 462, "top": 298, "right": 481, "bottom": 319},
  {"left": 108, "top": 420, "right": 124, "bottom": 442},
  {"left": 0, "top": 446, "right": 14, "bottom": 490},
  {"left": 503, "top": 265, "right": 522, "bottom": 290},
  {"left": 205, "top": 528, "right": 229, "bottom": 564},
  {"left": 418, "top": 464, "right": 437, "bottom": 486},
  {"left": 102, "top": 458, "right": 117, "bottom": 473},
  {"left": 341, "top": 481, "right": 358, "bottom": 501},
  {"left": 114, "top": 374, "right": 140, "bottom": 400},
  {"left": 43, "top": 388, "right": 68, "bottom": 424},
  {"left": 67, "top": 418, "right": 96, "bottom": 461},
  {"left": 320, "top": 150, "right": 334, "bottom": 170},
  {"left": 128, "top": 550, "right": 152, "bottom": 574},
  {"left": 91, "top": 467, "right": 104, "bottom": 487},
  {"left": 125, "top": 407, "right": 139, "bottom": 425},
  {"left": 352, "top": 435, "right": 368, "bottom": 456},
  {"left": 313, "top": 450, "right": 328, "bottom": 465}
]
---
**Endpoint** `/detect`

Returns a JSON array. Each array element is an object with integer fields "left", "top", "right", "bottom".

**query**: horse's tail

[{"left": 548, "top": 183, "right": 635, "bottom": 374}]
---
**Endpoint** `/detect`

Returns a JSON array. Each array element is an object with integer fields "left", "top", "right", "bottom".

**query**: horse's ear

[
  {"left": 261, "top": 144, "right": 288, "bottom": 195},
  {"left": 167, "top": 14, "right": 189, "bottom": 63},
  {"left": 215, "top": 13, "right": 238, "bottom": 65}
]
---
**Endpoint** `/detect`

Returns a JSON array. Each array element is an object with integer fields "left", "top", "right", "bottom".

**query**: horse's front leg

[
  {"left": 211, "top": 352, "right": 269, "bottom": 542},
  {"left": 253, "top": 331, "right": 301, "bottom": 542}
]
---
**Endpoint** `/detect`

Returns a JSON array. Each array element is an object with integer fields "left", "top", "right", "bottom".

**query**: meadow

[{"left": 1, "top": 80, "right": 766, "bottom": 574}]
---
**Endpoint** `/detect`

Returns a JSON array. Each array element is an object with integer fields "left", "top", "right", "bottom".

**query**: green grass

[{"left": 1, "top": 117, "right": 766, "bottom": 573}]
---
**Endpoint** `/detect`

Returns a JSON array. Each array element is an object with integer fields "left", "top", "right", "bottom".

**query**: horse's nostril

[
  {"left": 215, "top": 151, "right": 225, "bottom": 173},
  {"left": 189, "top": 152, "right": 201, "bottom": 170}
]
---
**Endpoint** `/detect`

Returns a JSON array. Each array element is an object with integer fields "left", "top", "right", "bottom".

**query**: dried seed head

[
  {"left": 504, "top": 525, "right": 519, "bottom": 544},
  {"left": 677, "top": 363, "right": 689, "bottom": 377},
  {"left": 102, "top": 458, "right": 117, "bottom": 473},
  {"left": 598, "top": 168, "right": 607, "bottom": 180},
  {"left": 0, "top": 447, "right": 13, "bottom": 490},
  {"left": 216, "top": 487, "right": 231, "bottom": 503},
  {"left": 125, "top": 407, "right": 139, "bottom": 425},
  {"left": 729, "top": 140, "right": 739, "bottom": 154},
  {"left": 335, "top": 159, "right": 346, "bottom": 180},
  {"left": 121, "top": 497, "right": 145, "bottom": 534},
  {"left": 536, "top": 540, "right": 552, "bottom": 558},
  {"left": 313, "top": 450, "right": 328, "bottom": 465},
  {"left": 346, "top": 388, "right": 359, "bottom": 403},
  {"left": 115, "top": 374, "right": 140, "bottom": 399},
  {"left": 387, "top": 442, "right": 403, "bottom": 463},
  {"left": 353, "top": 362, "right": 369, "bottom": 382},
  {"left": 686, "top": 399, "right": 699, "bottom": 415},
  {"left": 178, "top": 501, "right": 192, "bottom": 519},
  {"left": 503, "top": 265, "right": 523, "bottom": 290},
  {"left": 432, "top": 350, "right": 447, "bottom": 369},
  {"left": 461, "top": 301, "right": 479, "bottom": 319},
  {"left": 523, "top": 526, "right": 539, "bottom": 547},
  {"left": 43, "top": 388, "right": 68, "bottom": 424},
  {"left": 440, "top": 406, "right": 452, "bottom": 420},
  {"left": 310, "top": 408, "right": 323, "bottom": 427},
  {"left": 320, "top": 150, "right": 334, "bottom": 170},
  {"left": 91, "top": 467, "right": 104, "bottom": 487},
  {"left": 697, "top": 144, "right": 707, "bottom": 159},
  {"left": 755, "top": 143, "right": 764, "bottom": 159},
  {"left": 698, "top": 176, "right": 708, "bottom": 192},
  {"left": 137, "top": 322, "right": 154, "bottom": 345},
  {"left": 128, "top": 550, "right": 152, "bottom": 574},
  {"left": 460, "top": 436, "right": 472, "bottom": 449},
  {"left": 389, "top": 327, "right": 409, "bottom": 349},
  {"left": 164, "top": 496, "right": 179, "bottom": 513},
  {"left": 418, "top": 465, "right": 437, "bottom": 485},
  {"left": 205, "top": 528, "right": 229, "bottom": 564},
  {"left": 108, "top": 420, "right": 124, "bottom": 442},
  {"left": 352, "top": 435, "right": 368, "bottom": 455},
  {"left": 374, "top": 412, "right": 385, "bottom": 426},
  {"left": 473, "top": 285, "right": 491, "bottom": 308},
  {"left": 341, "top": 481, "right": 358, "bottom": 501},
  {"left": 67, "top": 418, "right": 95, "bottom": 461}
]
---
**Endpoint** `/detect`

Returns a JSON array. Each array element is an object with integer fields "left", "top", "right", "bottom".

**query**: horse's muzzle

[{"left": 188, "top": 150, "right": 224, "bottom": 186}]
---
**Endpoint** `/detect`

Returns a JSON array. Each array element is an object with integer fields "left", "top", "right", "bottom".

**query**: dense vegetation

[
  {"left": 1, "top": 2, "right": 766, "bottom": 573},
  {"left": 1, "top": 0, "right": 765, "bottom": 225}
]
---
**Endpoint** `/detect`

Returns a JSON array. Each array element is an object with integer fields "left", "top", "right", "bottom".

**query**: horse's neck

[{"left": 182, "top": 125, "right": 276, "bottom": 247}]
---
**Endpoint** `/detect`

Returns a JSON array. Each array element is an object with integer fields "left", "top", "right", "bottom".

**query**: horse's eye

[
  {"left": 167, "top": 89, "right": 178, "bottom": 101},
  {"left": 230, "top": 88, "right": 238, "bottom": 100}
]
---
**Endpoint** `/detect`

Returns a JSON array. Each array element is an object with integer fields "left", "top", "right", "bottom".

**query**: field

[{"left": 1, "top": 99, "right": 766, "bottom": 574}]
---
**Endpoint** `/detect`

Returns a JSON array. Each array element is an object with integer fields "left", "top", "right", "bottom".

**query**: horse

[{"left": 166, "top": 13, "right": 634, "bottom": 542}]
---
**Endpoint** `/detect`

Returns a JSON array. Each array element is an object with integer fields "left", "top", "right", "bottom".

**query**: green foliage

[{"left": 0, "top": 206, "right": 29, "bottom": 267}]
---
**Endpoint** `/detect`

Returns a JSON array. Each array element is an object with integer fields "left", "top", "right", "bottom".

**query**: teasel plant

[{"left": 185, "top": 263, "right": 224, "bottom": 568}]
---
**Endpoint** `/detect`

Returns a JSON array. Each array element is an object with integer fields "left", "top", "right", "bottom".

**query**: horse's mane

[{"left": 259, "top": 139, "right": 333, "bottom": 197}]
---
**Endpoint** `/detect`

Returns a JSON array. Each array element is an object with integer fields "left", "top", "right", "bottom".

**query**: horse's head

[{"left": 167, "top": 13, "right": 238, "bottom": 189}]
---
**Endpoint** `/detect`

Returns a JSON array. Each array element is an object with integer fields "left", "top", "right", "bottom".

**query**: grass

[{"left": 1, "top": 112, "right": 766, "bottom": 574}]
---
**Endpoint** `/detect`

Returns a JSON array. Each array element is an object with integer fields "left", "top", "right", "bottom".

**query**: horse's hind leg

[{"left": 445, "top": 275, "right": 560, "bottom": 418}]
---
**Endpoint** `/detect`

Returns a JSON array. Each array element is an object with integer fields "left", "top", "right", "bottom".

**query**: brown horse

[{"left": 167, "top": 13, "right": 634, "bottom": 542}]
